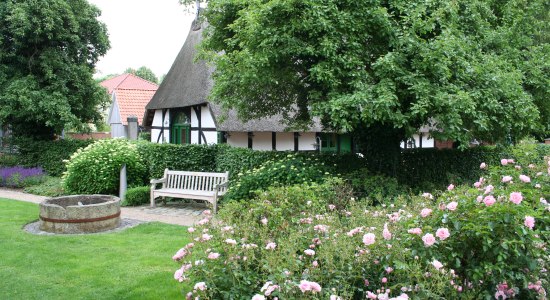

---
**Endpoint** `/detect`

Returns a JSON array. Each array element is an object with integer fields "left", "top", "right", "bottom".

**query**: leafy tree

[
  {"left": 192, "top": 0, "right": 549, "bottom": 174},
  {"left": 0, "top": 0, "right": 110, "bottom": 140},
  {"left": 124, "top": 66, "right": 158, "bottom": 84}
]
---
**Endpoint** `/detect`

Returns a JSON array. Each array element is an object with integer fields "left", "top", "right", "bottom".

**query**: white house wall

[
  {"left": 204, "top": 132, "right": 218, "bottom": 144},
  {"left": 252, "top": 132, "right": 272, "bottom": 151},
  {"left": 276, "top": 132, "right": 294, "bottom": 151},
  {"left": 201, "top": 107, "right": 216, "bottom": 128},
  {"left": 299, "top": 132, "right": 316, "bottom": 151},
  {"left": 151, "top": 109, "right": 170, "bottom": 143},
  {"left": 227, "top": 132, "right": 248, "bottom": 148},
  {"left": 400, "top": 133, "right": 434, "bottom": 149}
]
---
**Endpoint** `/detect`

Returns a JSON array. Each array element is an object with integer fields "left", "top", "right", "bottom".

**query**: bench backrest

[{"left": 163, "top": 169, "right": 229, "bottom": 194}]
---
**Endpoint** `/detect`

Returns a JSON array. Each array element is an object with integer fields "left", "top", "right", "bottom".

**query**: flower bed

[
  {"left": 0, "top": 166, "right": 45, "bottom": 188},
  {"left": 172, "top": 157, "right": 549, "bottom": 299}
]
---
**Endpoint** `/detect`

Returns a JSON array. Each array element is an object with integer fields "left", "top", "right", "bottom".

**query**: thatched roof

[{"left": 145, "top": 21, "right": 322, "bottom": 132}]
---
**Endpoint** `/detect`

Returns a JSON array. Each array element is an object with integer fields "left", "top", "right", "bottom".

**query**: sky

[{"left": 88, "top": 0, "right": 198, "bottom": 78}]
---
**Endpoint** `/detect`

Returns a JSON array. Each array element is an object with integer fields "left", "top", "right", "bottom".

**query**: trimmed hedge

[
  {"left": 123, "top": 186, "right": 150, "bottom": 206},
  {"left": 11, "top": 138, "right": 93, "bottom": 176},
  {"left": 137, "top": 142, "right": 218, "bottom": 179}
]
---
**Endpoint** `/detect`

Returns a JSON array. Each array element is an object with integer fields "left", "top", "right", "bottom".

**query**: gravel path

[{"left": 0, "top": 188, "right": 206, "bottom": 227}]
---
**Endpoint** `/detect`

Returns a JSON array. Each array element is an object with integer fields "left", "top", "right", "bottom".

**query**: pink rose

[
  {"left": 476, "top": 195, "right": 483, "bottom": 202},
  {"left": 174, "top": 267, "right": 185, "bottom": 282},
  {"left": 194, "top": 282, "right": 207, "bottom": 291},
  {"left": 509, "top": 192, "right": 523, "bottom": 205},
  {"left": 298, "top": 280, "right": 321, "bottom": 293},
  {"left": 252, "top": 295, "right": 265, "bottom": 300},
  {"left": 383, "top": 223, "right": 392, "bottom": 240},
  {"left": 328, "top": 204, "right": 336, "bottom": 210},
  {"left": 261, "top": 217, "right": 268, "bottom": 225},
  {"left": 502, "top": 176, "right": 513, "bottom": 183},
  {"left": 266, "top": 242, "right": 277, "bottom": 250},
  {"left": 422, "top": 233, "right": 436, "bottom": 247},
  {"left": 519, "top": 175, "right": 531, "bottom": 183},
  {"left": 474, "top": 181, "right": 481, "bottom": 188},
  {"left": 524, "top": 216, "right": 535, "bottom": 230},
  {"left": 225, "top": 239, "right": 237, "bottom": 245},
  {"left": 188, "top": 227, "right": 195, "bottom": 233},
  {"left": 207, "top": 252, "right": 220, "bottom": 259},
  {"left": 381, "top": 277, "right": 388, "bottom": 283},
  {"left": 480, "top": 162, "right": 487, "bottom": 169},
  {"left": 483, "top": 195, "right": 496, "bottom": 206},
  {"left": 420, "top": 208, "right": 432, "bottom": 218},
  {"left": 447, "top": 184, "right": 455, "bottom": 191},
  {"left": 446, "top": 201, "right": 458, "bottom": 211},
  {"left": 172, "top": 248, "right": 187, "bottom": 261},
  {"left": 436, "top": 228, "right": 450, "bottom": 240},
  {"left": 422, "top": 193, "right": 433, "bottom": 199},
  {"left": 304, "top": 249, "right": 315, "bottom": 256},
  {"left": 432, "top": 260, "right": 443, "bottom": 270},
  {"left": 501, "top": 159, "right": 508, "bottom": 166},
  {"left": 408, "top": 228, "right": 422, "bottom": 235},
  {"left": 484, "top": 185, "right": 494, "bottom": 194},
  {"left": 367, "top": 291, "right": 377, "bottom": 299},
  {"left": 363, "top": 233, "right": 376, "bottom": 246}
]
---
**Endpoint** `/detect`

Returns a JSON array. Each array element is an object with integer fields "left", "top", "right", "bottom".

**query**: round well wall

[{"left": 39, "top": 195, "right": 121, "bottom": 234}]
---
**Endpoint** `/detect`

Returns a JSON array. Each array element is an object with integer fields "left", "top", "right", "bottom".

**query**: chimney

[{"left": 127, "top": 116, "right": 139, "bottom": 140}]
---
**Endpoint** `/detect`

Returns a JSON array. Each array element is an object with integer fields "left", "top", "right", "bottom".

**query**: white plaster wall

[
  {"left": 276, "top": 132, "right": 294, "bottom": 151},
  {"left": 421, "top": 134, "right": 435, "bottom": 148},
  {"left": 191, "top": 108, "right": 199, "bottom": 127},
  {"left": 201, "top": 107, "right": 216, "bottom": 128},
  {"left": 298, "top": 132, "right": 317, "bottom": 151},
  {"left": 204, "top": 131, "right": 218, "bottom": 144},
  {"left": 191, "top": 130, "right": 199, "bottom": 144},
  {"left": 227, "top": 132, "right": 248, "bottom": 148},
  {"left": 151, "top": 129, "right": 170, "bottom": 143},
  {"left": 108, "top": 97, "right": 121, "bottom": 125},
  {"left": 252, "top": 132, "right": 272, "bottom": 151},
  {"left": 152, "top": 110, "right": 170, "bottom": 127}
]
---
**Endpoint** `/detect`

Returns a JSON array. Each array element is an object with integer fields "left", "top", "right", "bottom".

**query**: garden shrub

[
  {"left": 345, "top": 168, "right": 410, "bottom": 202},
  {"left": 0, "top": 154, "right": 19, "bottom": 167},
  {"left": 0, "top": 166, "right": 45, "bottom": 188},
  {"left": 24, "top": 176, "right": 65, "bottom": 197},
  {"left": 172, "top": 156, "right": 549, "bottom": 299},
  {"left": 137, "top": 142, "right": 218, "bottom": 179},
  {"left": 12, "top": 137, "right": 93, "bottom": 176},
  {"left": 63, "top": 139, "right": 146, "bottom": 195},
  {"left": 123, "top": 186, "right": 150, "bottom": 206},
  {"left": 223, "top": 154, "right": 331, "bottom": 201}
]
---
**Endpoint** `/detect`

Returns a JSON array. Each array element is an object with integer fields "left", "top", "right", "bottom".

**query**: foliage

[
  {"left": 200, "top": 0, "right": 549, "bottom": 146},
  {"left": 137, "top": 142, "right": 218, "bottom": 179},
  {"left": 0, "top": 153, "right": 18, "bottom": 167},
  {"left": 63, "top": 139, "right": 146, "bottom": 195},
  {"left": 345, "top": 168, "right": 410, "bottom": 203},
  {"left": 124, "top": 66, "right": 159, "bottom": 84},
  {"left": 13, "top": 137, "right": 93, "bottom": 176},
  {"left": 173, "top": 158, "right": 549, "bottom": 299},
  {"left": 0, "top": 0, "right": 110, "bottom": 139},
  {"left": 0, "top": 166, "right": 45, "bottom": 188},
  {"left": 0, "top": 199, "right": 190, "bottom": 299},
  {"left": 24, "top": 176, "right": 65, "bottom": 197},
  {"left": 123, "top": 186, "right": 150, "bottom": 206},
  {"left": 223, "top": 154, "right": 330, "bottom": 201}
]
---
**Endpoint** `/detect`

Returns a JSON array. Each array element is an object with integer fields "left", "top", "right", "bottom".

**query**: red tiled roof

[
  {"left": 114, "top": 89, "right": 157, "bottom": 125},
  {"left": 100, "top": 73, "right": 158, "bottom": 94}
]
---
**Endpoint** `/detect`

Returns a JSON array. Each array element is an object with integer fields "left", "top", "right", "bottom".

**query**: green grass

[{"left": 0, "top": 199, "right": 190, "bottom": 299}]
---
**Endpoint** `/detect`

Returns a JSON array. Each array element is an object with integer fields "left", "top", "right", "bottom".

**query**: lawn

[{"left": 0, "top": 199, "right": 190, "bottom": 299}]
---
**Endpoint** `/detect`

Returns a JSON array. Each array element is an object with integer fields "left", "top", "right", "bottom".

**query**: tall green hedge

[{"left": 12, "top": 138, "right": 94, "bottom": 176}]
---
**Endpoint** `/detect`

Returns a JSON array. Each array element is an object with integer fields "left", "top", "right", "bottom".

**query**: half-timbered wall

[{"left": 150, "top": 109, "right": 170, "bottom": 143}]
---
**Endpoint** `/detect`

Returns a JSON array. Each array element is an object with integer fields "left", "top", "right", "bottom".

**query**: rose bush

[{"left": 172, "top": 157, "right": 549, "bottom": 299}]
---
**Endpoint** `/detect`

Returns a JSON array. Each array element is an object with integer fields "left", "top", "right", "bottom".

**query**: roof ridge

[{"left": 123, "top": 73, "right": 159, "bottom": 87}]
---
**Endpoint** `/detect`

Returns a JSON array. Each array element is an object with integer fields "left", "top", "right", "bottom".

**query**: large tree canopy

[
  {"left": 197, "top": 0, "right": 549, "bottom": 146},
  {"left": 0, "top": 0, "right": 110, "bottom": 139}
]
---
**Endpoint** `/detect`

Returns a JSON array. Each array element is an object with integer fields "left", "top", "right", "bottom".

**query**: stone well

[{"left": 39, "top": 195, "right": 121, "bottom": 234}]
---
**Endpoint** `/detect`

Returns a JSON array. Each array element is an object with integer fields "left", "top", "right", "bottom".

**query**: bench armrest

[
  {"left": 214, "top": 181, "right": 229, "bottom": 189},
  {"left": 150, "top": 178, "right": 165, "bottom": 184}
]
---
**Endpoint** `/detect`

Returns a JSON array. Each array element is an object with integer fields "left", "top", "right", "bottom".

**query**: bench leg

[
  {"left": 213, "top": 194, "right": 218, "bottom": 214},
  {"left": 150, "top": 189, "right": 156, "bottom": 208}
]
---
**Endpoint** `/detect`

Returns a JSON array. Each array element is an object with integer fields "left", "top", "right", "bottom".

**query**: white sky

[{"left": 88, "top": 0, "right": 197, "bottom": 78}]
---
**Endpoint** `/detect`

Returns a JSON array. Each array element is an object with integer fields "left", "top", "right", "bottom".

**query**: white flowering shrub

[
  {"left": 172, "top": 157, "right": 549, "bottom": 299},
  {"left": 62, "top": 139, "right": 146, "bottom": 195}
]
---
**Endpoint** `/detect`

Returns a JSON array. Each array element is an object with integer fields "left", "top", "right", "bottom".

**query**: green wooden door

[{"left": 171, "top": 123, "right": 190, "bottom": 144}]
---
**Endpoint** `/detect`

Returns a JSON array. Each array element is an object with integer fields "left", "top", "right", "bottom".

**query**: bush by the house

[
  {"left": 137, "top": 142, "right": 218, "bottom": 179},
  {"left": 0, "top": 154, "right": 19, "bottom": 167},
  {"left": 345, "top": 168, "right": 410, "bottom": 203},
  {"left": 223, "top": 154, "right": 331, "bottom": 201},
  {"left": 24, "top": 176, "right": 65, "bottom": 197},
  {"left": 123, "top": 186, "right": 150, "bottom": 206},
  {"left": 63, "top": 139, "right": 147, "bottom": 195},
  {"left": 0, "top": 166, "right": 45, "bottom": 188},
  {"left": 172, "top": 156, "right": 549, "bottom": 299}
]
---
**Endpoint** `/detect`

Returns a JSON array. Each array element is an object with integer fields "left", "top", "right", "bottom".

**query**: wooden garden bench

[{"left": 150, "top": 169, "right": 229, "bottom": 213}]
